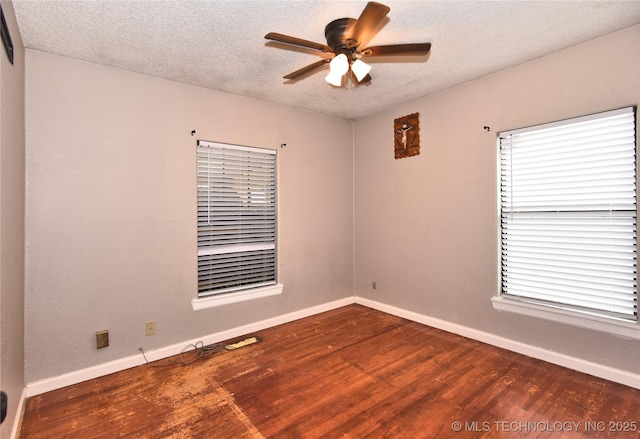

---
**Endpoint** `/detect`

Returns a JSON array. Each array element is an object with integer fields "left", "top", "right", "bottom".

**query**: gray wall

[
  {"left": 354, "top": 25, "right": 640, "bottom": 374},
  {"left": 19, "top": 21, "right": 640, "bottom": 389},
  {"left": 24, "top": 51, "right": 354, "bottom": 382},
  {"left": 0, "top": 0, "right": 25, "bottom": 436}
]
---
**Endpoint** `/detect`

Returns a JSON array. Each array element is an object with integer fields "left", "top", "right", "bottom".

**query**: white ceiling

[{"left": 12, "top": 0, "right": 640, "bottom": 120}]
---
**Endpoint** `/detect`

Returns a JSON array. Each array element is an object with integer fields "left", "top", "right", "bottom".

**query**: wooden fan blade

[
  {"left": 345, "top": 2, "right": 390, "bottom": 47},
  {"left": 283, "top": 58, "right": 331, "bottom": 80},
  {"left": 361, "top": 43, "right": 431, "bottom": 57},
  {"left": 265, "top": 32, "right": 331, "bottom": 52}
]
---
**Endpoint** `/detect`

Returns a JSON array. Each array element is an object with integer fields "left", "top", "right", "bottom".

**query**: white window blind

[
  {"left": 500, "top": 107, "right": 637, "bottom": 321},
  {"left": 197, "top": 141, "right": 277, "bottom": 297}
]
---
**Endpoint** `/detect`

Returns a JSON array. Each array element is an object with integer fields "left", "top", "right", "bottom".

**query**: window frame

[
  {"left": 493, "top": 107, "right": 640, "bottom": 338},
  {"left": 193, "top": 140, "right": 283, "bottom": 310}
]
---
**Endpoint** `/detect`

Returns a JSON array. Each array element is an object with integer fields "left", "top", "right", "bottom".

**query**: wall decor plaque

[{"left": 394, "top": 113, "right": 419, "bottom": 159}]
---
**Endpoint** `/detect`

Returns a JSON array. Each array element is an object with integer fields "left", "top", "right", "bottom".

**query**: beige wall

[
  {"left": 0, "top": 0, "right": 25, "bottom": 436},
  {"left": 24, "top": 51, "right": 354, "bottom": 382},
  {"left": 354, "top": 25, "right": 640, "bottom": 373},
  {"left": 20, "top": 22, "right": 640, "bottom": 387}
]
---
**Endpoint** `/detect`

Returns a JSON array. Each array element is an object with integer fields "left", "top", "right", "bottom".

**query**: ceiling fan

[{"left": 264, "top": 1, "right": 431, "bottom": 87}]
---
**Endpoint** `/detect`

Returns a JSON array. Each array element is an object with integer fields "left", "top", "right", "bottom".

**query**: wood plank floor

[{"left": 20, "top": 305, "right": 640, "bottom": 438}]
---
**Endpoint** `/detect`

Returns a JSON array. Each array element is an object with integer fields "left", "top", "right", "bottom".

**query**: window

[
  {"left": 499, "top": 107, "right": 637, "bottom": 323},
  {"left": 197, "top": 141, "right": 277, "bottom": 298}
]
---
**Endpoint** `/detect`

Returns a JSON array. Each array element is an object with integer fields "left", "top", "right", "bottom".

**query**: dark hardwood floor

[{"left": 20, "top": 304, "right": 640, "bottom": 438}]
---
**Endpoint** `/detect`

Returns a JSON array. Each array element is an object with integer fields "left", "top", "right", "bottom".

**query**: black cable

[{"left": 139, "top": 341, "right": 225, "bottom": 367}]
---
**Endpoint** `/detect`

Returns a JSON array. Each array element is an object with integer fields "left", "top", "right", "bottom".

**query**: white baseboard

[
  {"left": 25, "top": 297, "right": 355, "bottom": 397},
  {"left": 9, "top": 387, "right": 26, "bottom": 439},
  {"left": 355, "top": 296, "right": 640, "bottom": 390},
  {"left": 25, "top": 294, "right": 639, "bottom": 397}
]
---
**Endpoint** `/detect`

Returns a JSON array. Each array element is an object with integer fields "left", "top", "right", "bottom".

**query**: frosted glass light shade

[
  {"left": 325, "top": 71, "right": 344, "bottom": 87},
  {"left": 329, "top": 54, "right": 349, "bottom": 75},
  {"left": 351, "top": 59, "right": 372, "bottom": 82},
  {"left": 325, "top": 54, "right": 349, "bottom": 86}
]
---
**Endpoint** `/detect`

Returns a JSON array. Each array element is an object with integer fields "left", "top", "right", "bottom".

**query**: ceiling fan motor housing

[{"left": 325, "top": 18, "right": 358, "bottom": 58}]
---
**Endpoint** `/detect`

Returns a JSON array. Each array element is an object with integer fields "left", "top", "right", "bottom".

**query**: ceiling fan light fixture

[
  {"left": 325, "top": 70, "right": 344, "bottom": 87},
  {"left": 325, "top": 53, "right": 349, "bottom": 86},
  {"left": 351, "top": 58, "right": 372, "bottom": 82},
  {"left": 329, "top": 53, "right": 349, "bottom": 75}
]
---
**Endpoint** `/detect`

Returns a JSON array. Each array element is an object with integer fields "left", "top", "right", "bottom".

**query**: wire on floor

[{"left": 138, "top": 341, "right": 225, "bottom": 367}]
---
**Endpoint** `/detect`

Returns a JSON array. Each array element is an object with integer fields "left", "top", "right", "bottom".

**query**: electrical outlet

[
  {"left": 145, "top": 321, "right": 155, "bottom": 336},
  {"left": 96, "top": 330, "right": 109, "bottom": 349},
  {"left": 372, "top": 281, "right": 377, "bottom": 290}
]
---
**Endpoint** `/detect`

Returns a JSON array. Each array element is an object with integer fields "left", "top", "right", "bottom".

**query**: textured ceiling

[{"left": 12, "top": 0, "right": 640, "bottom": 120}]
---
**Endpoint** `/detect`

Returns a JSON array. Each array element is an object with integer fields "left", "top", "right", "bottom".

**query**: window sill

[
  {"left": 192, "top": 284, "right": 284, "bottom": 311},
  {"left": 491, "top": 296, "right": 640, "bottom": 340}
]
